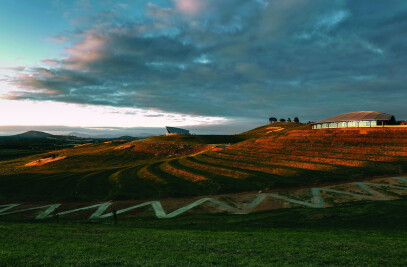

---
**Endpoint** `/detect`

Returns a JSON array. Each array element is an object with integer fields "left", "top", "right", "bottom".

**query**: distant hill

[
  {"left": 13, "top": 131, "right": 54, "bottom": 138},
  {"left": 0, "top": 131, "right": 94, "bottom": 150},
  {"left": 0, "top": 130, "right": 139, "bottom": 151},
  {"left": 68, "top": 132, "right": 92, "bottom": 138},
  {"left": 69, "top": 132, "right": 142, "bottom": 140}
]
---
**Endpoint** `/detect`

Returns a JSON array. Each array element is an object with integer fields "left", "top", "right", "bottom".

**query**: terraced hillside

[
  {"left": 138, "top": 127, "right": 407, "bottom": 195},
  {"left": 0, "top": 140, "right": 215, "bottom": 201},
  {"left": 1, "top": 123, "right": 407, "bottom": 201},
  {"left": 144, "top": 134, "right": 248, "bottom": 144}
]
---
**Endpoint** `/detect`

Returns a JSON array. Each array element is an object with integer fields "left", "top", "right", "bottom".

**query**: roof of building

[
  {"left": 315, "top": 111, "right": 394, "bottom": 124},
  {"left": 165, "top": 126, "right": 190, "bottom": 134}
]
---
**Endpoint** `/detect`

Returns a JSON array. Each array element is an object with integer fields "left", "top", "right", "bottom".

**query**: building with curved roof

[
  {"left": 312, "top": 111, "right": 395, "bottom": 129},
  {"left": 165, "top": 126, "right": 190, "bottom": 135}
]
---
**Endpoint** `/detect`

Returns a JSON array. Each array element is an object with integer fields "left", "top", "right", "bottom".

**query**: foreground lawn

[{"left": 1, "top": 200, "right": 407, "bottom": 266}]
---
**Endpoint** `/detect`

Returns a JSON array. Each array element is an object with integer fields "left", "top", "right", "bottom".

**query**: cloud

[
  {"left": 316, "top": 10, "right": 350, "bottom": 30},
  {"left": 173, "top": 0, "right": 205, "bottom": 16},
  {"left": 64, "top": 33, "right": 108, "bottom": 70},
  {"left": 5, "top": 0, "right": 407, "bottom": 121},
  {"left": 0, "top": 99, "right": 227, "bottom": 129},
  {"left": 2, "top": 66, "right": 25, "bottom": 71}
]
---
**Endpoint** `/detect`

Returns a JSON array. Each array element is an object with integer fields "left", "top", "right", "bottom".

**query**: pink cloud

[
  {"left": 174, "top": 0, "right": 206, "bottom": 16},
  {"left": 35, "top": 68, "right": 54, "bottom": 77},
  {"left": 42, "top": 89, "right": 61, "bottom": 95},
  {"left": 64, "top": 33, "right": 108, "bottom": 70},
  {"left": 2, "top": 66, "right": 25, "bottom": 71},
  {"left": 8, "top": 73, "right": 45, "bottom": 90},
  {"left": 7, "top": 28, "right": 111, "bottom": 93},
  {"left": 42, "top": 59, "right": 60, "bottom": 66}
]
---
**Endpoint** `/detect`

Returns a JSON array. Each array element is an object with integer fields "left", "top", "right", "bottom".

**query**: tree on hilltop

[
  {"left": 294, "top": 117, "right": 300, "bottom": 123},
  {"left": 269, "top": 117, "right": 277, "bottom": 123},
  {"left": 287, "top": 118, "right": 292, "bottom": 122},
  {"left": 280, "top": 118, "right": 286, "bottom": 122}
]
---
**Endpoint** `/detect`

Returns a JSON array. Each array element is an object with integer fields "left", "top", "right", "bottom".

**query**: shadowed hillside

[
  {"left": 1, "top": 123, "right": 407, "bottom": 201},
  {"left": 13, "top": 131, "right": 54, "bottom": 138}
]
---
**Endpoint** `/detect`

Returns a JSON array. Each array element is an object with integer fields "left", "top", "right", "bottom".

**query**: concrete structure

[
  {"left": 312, "top": 111, "right": 395, "bottom": 129},
  {"left": 165, "top": 126, "right": 190, "bottom": 135}
]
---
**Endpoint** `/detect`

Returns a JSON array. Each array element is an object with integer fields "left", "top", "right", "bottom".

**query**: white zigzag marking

[
  {"left": 0, "top": 204, "right": 20, "bottom": 213},
  {"left": 56, "top": 203, "right": 113, "bottom": 219},
  {"left": 395, "top": 177, "right": 407, "bottom": 183},
  {"left": 100, "top": 198, "right": 239, "bottom": 219},
  {"left": 0, "top": 204, "right": 61, "bottom": 219},
  {"left": 0, "top": 177, "right": 406, "bottom": 220}
]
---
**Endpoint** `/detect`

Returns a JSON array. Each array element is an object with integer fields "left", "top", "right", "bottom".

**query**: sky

[{"left": 1, "top": 0, "right": 407, "bottom": 136}]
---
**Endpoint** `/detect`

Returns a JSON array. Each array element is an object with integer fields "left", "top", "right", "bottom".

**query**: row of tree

[{"left": 269, "top": 117, "right": 300, "bottom": 123}]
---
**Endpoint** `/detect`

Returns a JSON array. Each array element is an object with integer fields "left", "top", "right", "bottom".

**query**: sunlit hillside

[
  {"left": 144, "top": 134, "right": 248, "bottom": 144},
  {"left": 1, "top": 123, "right": 407, "bottom": 201}
]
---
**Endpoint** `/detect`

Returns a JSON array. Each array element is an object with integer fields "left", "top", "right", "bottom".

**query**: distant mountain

[
  {"left": 68, "top": 132, "right": 143, "bottom": 140},
  {"left": 13, "top": 131, "right": 54, "bottom": 138},
  {"left": 8, "top": 131, "right": 145, "bottom": 141},
  {"left": 68, "top": 132, "right": 92, "bottom": 138},
  {"left": 137, "top": 133, "right": 154, "bottom": 138},
  {"left": 0, "top": 130, "right": 94, "bottom": 150}
]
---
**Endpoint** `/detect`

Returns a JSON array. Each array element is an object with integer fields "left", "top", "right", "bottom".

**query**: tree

[
  {"left": 287, "top": 118, "right": 292, "bottom": 122},
  {"left": 294, "top": 117, "right": 300, "bottom": 123},
  {"left": 280, "top": 118, "right": 286, "bottom": 122},
  {"left": 269, "top": 117, "right": 277, "bottom": 123},
  {"left": 389, "top": 116, "right": 396, "bottom": 125}
]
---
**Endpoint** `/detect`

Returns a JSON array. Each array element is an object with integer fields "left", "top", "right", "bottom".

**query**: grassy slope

[
  {"left": 0, "top": 149, "right": 45, "bottom": 161},
  {"left": 0, "top": 140, "right": 215, "bottom": 201},
  {"left": 144, "top": 134, "right": 248, "bottom": 144},
  {"left": 1, "top": 200, "right": 406, "bottom": 266},
  {"left": 0, "top": 135, "right": 94, "bottom": 150},
  {"left": 2, "top": 123, "right": 407, "bottom": 201},
  {"left": 239, "top": 122, "right": 310, "bottom": 136}
]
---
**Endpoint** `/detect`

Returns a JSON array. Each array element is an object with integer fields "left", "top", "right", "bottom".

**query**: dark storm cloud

[{"left": 7, "top": 0, "right": 407, "bottom": 120}]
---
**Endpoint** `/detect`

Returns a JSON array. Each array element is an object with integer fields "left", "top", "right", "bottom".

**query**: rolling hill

[
  {"left": 0, "top": 130, "right": 141, "bottom": 155},
  {"left": 13, "top": 131, "right": 54, "bottom": 138},
  {"left": 1, "top": 123, "right": 407, "bottom": 201},
  {"left": 0, "top": 131, "right": 95, "bottom": 151}
]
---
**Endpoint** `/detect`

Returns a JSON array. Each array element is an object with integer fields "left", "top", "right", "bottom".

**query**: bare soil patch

[{"left": 24, "top": 156, "right": 67, "bottom": 167}]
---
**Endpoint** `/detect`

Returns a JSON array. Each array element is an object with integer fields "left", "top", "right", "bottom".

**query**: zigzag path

[{"left": 1, "top": 176, "right": 406, "bottom": 220}]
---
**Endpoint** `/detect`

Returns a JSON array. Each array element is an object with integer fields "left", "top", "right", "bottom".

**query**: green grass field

[{"left": 1, "top": 200, "right": 406, "bottom": 266}]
